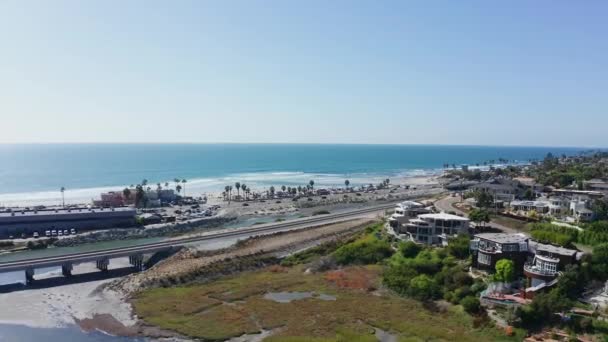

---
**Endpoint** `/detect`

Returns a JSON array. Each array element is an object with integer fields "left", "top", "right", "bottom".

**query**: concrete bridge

[{"left": 0, "top": 203, "right": 396, "bottom": 284}]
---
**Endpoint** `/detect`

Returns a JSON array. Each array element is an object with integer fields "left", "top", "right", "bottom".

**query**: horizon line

[{"left": 0, "top": 141, "right": 605, "bottom": 149}]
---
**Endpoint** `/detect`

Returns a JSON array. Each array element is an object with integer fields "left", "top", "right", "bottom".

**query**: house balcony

[
  {"left": 477, "top": 245, "right": 501, "bottom": 254},
  {"left": 523, "top": 263, "right": 558, "bottom": 281}
]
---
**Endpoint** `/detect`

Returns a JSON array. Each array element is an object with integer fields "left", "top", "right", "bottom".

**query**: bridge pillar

[
  {"left": 96, "top": 258, "right": 109, "bottom": 272},
  {"left": 129, "top": 254, "right": 144, "bottom": 271},
  {"left": 61, "top": 262, "right": 73, "bottom": 277},
  {"left": 25, "top": 268, "right": 35, "bottom": 285}
]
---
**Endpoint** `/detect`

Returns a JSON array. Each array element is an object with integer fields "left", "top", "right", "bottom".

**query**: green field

[{"left": 133, "top": 264, "right": 521, "bottom": 341}]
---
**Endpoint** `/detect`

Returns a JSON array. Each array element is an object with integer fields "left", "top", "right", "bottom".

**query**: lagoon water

[
  {"left": 0, "top": 324, "right": 146, "bottom": 342},
  {"left": 0, "top": 143, "right": 583, "bottom": 206}
]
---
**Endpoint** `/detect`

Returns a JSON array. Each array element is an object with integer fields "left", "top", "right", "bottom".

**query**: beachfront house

[
  {"left": 93, "top": 191, "right": 125, "bottom": 207},
  {"left": 404, "top": 212, "right": 469, "bottom": 245}
]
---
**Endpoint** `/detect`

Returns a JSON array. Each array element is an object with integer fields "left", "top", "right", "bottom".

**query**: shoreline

[{"left": 0, "top": 170, "right": 443, "bottom": 207}]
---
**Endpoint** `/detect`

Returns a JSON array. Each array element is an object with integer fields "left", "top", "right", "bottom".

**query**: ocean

[{"left": 0, "top": 143, "right": 584, "bottom": 206}]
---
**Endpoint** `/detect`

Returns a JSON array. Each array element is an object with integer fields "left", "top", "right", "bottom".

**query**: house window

[
  {"left": 478, "top": 253, "right": 491, "bottom": 265},
  {"left": 538, "top": 260, "right": 557, "bottom": 273},
  {"left": 502, "top": 244, "right": 518, "bottom": 252}
]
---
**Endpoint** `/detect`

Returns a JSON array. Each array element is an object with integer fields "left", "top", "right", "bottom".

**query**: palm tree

[
  {"left": 297, "top": 185, "right": 302, "bottom": 194},
  {"left": 141, "top": 179, "right": 148, "bottom": 187},
  {"left": 156, "top": 183, "right": 162, "bottom": 193},
  {"left": 165, "top": 182, "right": 169, "bottom": 188},
  {"left": 269, "top": 186, "right": 275, "bottom": 197},
  {"left": 174, "top": 178, "right": 180, "bottom": 190},
  {"left": 176, "top": 184, "right": 182, "bottom": 195},
  {"left": 228, "top": 185, "right": 233, "bottom": 202},
  {"left": 181, "top": 179, "right": 187, "bottom": 197},
  {"left": 123, "top": 187, "right": 131, "bottom": 200},
  {"left": 135, "top": 185, "right": 145, "bottom": 208},
  {"left": 344, "top": 179, "right": 350, "bottom": 190},
  {"left": 281, "top": 185, "right": 286, "bottom": 193},
  {"left": 309, "top": 180, "right": 314, "bottom": 190},
  {"left": 60, "top": 187, "right": 66, "bottom": 207},
  {"left": 224, "top": 186, "right": 230, "bottom": 201},
  {"left": 235, "top": 182, "right": 241, "bottom": 198}
]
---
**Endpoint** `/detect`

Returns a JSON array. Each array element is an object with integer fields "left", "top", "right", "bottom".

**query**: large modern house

[
  {"left": 471, "top": 233, "right": 581, "bottom": 293},
  {"left": 388, "top": 201, "right": 430, "bottom": 233},
  {"left": 405, "top": 212, "right": 470, "bottom": 245},
  {"left": 525, "top": 241, "right": 579, "bottom": 287},
  {"left": 470, "top": 233, "right": 530, "bottom": 272},
  {"left": 0, "top": 207, "right": 137, "bottom": 238}
]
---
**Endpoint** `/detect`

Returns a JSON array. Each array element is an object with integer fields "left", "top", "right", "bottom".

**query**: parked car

[
  {"left": 70, "top": 228, "right": 77, "bottom": 235},
  {"left": 58, "top": 230, "right": 63, "bottom": 236},
  {"left": 45, "top": 230, "right": 51, "bottom": 237},
  {"left": 33, "top": 232, "right": 39, "bottom": 238},
  {"left": 51, "top": 230, "right": 57, "bottom": 236}
]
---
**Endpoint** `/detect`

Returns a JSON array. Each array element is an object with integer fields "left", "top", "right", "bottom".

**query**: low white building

[
  {"left": 388, "top": 201, "right": 430, "bottom": 233},
  {"left": 510, "top": 200, "right": 550, "bottom": 214},
  {"left": 405, "top": 212, "right": 470, "bottom": 245}
]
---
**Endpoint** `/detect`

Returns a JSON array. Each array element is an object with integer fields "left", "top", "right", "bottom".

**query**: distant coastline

[{"left": 0, "top": 144, "right": 586, "bottom": 207}]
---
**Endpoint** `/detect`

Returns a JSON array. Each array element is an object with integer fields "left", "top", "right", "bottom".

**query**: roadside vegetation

[
  {"left": 132, "top": 223, "right": 523, "bottom": 341},
  {"left": 529, "top": 221, "right": 608, "bottom": 248}
]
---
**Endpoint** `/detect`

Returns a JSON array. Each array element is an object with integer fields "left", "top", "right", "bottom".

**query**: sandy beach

[{"left": 0, "top": 258, "right": 135, "bottom": 329}]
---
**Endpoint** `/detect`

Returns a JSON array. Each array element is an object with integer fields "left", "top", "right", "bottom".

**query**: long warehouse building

[{"left": 0, "top": 207, "right": 137, "bottom": 238}]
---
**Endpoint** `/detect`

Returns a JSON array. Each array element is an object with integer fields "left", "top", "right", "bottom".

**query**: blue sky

[{"left": 0, "top": 1, "right": 606, "bottom": 146}]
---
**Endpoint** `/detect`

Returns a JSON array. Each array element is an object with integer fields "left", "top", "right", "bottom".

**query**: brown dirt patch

[{"left": 324, "top": 267, "right": 378, "bottom": 291}]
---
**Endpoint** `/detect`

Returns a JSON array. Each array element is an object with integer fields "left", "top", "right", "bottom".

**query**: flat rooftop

[
  {"left": 475, "top": 233, "right": 528, "bottom": 244},
  {"left": 0, "top": 206, "right": 135, "bottom": 218},
  {"left": 529, "top": 241, "right": 577, "bottom": 257},
  {"left": 510, "top": 200, "right": 550, "bottom": 207},
  {"left": 418, "top": 213, "right": 469, "bottom": 221}
]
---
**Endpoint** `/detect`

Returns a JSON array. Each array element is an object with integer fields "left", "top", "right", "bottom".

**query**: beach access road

[{"left": 434, "top": 195, "right": 525, "bottom": 235}]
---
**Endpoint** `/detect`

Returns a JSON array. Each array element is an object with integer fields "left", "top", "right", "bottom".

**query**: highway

[{"left": 0, "top": 203, "right": 396, "bottom": 274}]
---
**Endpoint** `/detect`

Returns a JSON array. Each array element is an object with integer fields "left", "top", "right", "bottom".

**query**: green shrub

[
  {"left": 460, "top": 296, "right": 481, "bottom": 314},
  {"left": 530, "top": 223, "right": 578, "bottom": 247},
  {"left": 408, "top": 274, "right": 439, "bottom": 301},
  {"left": 447, "top": 234, "right": 471, "bottom": 259},
  {"left": 333, "top": 234, "right": 393, "bottom": 265},
  {"left": 493, "top": 259, "right": 515, "bottom": 283},
  {"left": 399, "top": 241, "right": 422, "bottom": 258}
]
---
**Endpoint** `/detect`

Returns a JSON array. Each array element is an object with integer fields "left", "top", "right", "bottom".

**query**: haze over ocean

[{"left": 0, "top": 143, "right": 585, "bottom": 206}]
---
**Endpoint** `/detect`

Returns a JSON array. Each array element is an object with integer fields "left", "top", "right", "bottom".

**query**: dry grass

[{"left": 133, "top": 265, "right": 521, "bottom": 341}]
